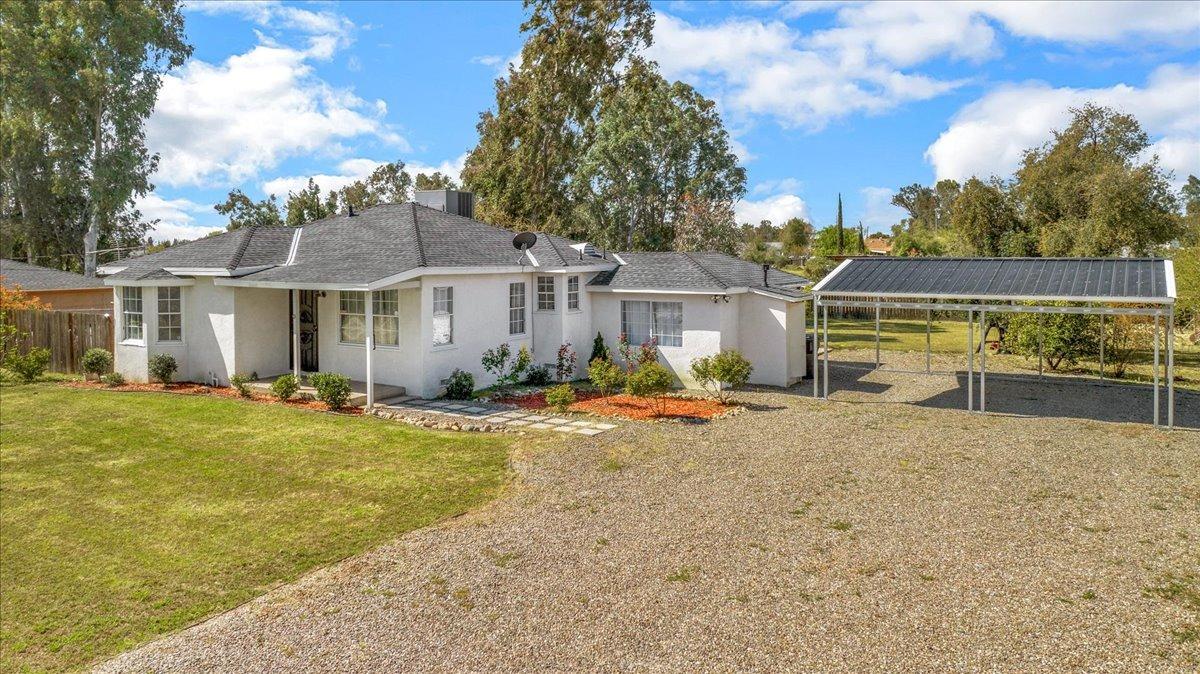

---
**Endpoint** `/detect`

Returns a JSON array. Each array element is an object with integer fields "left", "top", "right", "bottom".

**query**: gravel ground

[{"left": 99, "top": 352, "right": 1199, "bottom": 673}]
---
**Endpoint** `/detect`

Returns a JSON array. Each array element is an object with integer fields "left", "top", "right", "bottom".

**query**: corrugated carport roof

[{"left": 812, "top": 257, "right": 1174, "bottom": 304}]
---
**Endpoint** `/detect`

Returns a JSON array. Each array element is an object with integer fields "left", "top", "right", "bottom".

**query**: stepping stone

[
  {"left": 505, "top": 419, "right": 530, "bottom": 426},
  {"left": 593, "top": 423, "right": 617, "bottom": 430},
  {"left": 528, "top": 422, "right": 553, "bottom": 430},
  {"left": 526, "top": 415, "right": 548, "bottom": 422},
  {"left": 574, "top": 428, "right": 604, "bottom": 436},
  {"left": 568, "top": 420, "right": 592, "bottom": 427},
  {"left": 426, "top": 401, "right": 451, "bottom": 408},
  {"left": 499, "top": 411, "right": 526, "bottom": 418},
  {"left": 463, "top": 406, "right": 487, "bottom": 414},
  {"left": 546, "top": 418, "right": 571, "bottom": 425},
  {"left": 551, "top": 425, "right": 576, "bottom": 433},
  {"left": 481, "top": 416, "right": 508, "bottom": 423},
  {"left": 444, "top": 404, "right": 468, "bottom": 410}
]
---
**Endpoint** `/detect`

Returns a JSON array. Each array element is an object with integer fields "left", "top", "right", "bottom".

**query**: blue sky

[{"left": 141, "top": 1, "right": 1200, "bottom": 242}]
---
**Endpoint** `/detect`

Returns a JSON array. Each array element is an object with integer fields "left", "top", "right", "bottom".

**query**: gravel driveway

[{"left": 100, "top": 354, "right": 1200, "bottom": 672}]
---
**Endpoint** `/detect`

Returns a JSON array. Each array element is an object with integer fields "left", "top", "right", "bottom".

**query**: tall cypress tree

[{"left": 836, "top": 193, "right": 844, "bottom": 254}]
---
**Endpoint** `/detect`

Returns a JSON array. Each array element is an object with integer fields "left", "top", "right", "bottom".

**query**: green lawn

[
  {"left": 0, "top": 386, "right": 515, "bottom": 673},
  {"left": 825, "top": 317, "right": 1200, "bottom": 390}
]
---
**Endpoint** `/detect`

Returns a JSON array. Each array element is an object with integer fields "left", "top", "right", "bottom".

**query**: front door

[{"left": 299, "top": 290, "right": 319, "bottom": 371}]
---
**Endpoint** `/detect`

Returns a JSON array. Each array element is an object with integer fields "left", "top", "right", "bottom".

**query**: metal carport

[{"left": 810, "top": 257, "right": 1178, "bottom": 430}]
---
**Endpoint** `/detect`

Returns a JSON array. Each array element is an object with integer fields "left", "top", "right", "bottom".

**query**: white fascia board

[
  {"left": 1163, "top": 259, "right": 1176, "bottom": 299},
  {"left": 611, "top": 252, "right": 627, "bottom": 265},
  {"left": 816, "top": 289, "right": 1174, "bottom": 305},
  {"left": 162, "top": 265, "right": 275, "bottom": 277},
  {"left": 808, "top": 258, "right": 853, "bottom": 294},
  {"left": 214, "top": 278, "right": 368, "bottom": 291},
  {"left": 750, "top": 287, "right": 808, "bottom": 302},
  {"left": 586, "top": 286, "right": 739, "bottom": 296},
  {"left": 96, "top": 265, "right": 127, "bottom": 276},
  {"left": 104, "top": 278, "right": 194, "bottom": 287},
  {"left": 527, "top": 264, "right": 616, "bottom": 274}
]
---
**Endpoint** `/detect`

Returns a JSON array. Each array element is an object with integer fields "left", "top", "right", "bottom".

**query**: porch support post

[
  {"left": 925, "top": 309, "right": 931, "bottom": 374},
  {"left": 980, "top": 310, "right": 986, "bottom": 413},
  {"left": 874, "top": 305, "right": 881, "bottom": 368},
  {"left": 967, "top": 309, "right": 974, "bottom": 412},
  {"left": 366, "top": 290, "right": 375, "bottom": 409},
  {"left": 1152, "top": 313, "right": 1160, "bottom": 428},
  {"left": 291, "top": 289, "right": 300, "bottom": 379}
]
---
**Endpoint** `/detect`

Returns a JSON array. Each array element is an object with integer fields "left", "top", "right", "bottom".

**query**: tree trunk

[{"left": 84, "top": 99, "right": 103, "bottom": 277}]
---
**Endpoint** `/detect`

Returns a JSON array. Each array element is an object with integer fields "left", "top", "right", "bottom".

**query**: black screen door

[{"left": 299, "top": 290, "right": 319, "bottom": 371}]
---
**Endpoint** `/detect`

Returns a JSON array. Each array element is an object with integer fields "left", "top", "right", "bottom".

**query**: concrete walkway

[{"left": 379, "top": 396, "right": 618, "bottom": 435}]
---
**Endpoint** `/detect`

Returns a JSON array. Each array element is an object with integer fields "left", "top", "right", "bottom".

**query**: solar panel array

[{"left": 815, "top": 258, "right": 1172, "bottom": 302}]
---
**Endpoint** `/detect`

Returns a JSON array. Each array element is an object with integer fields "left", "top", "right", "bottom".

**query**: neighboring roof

[
  {"left": 864, "top": 236, "right": 892, "bottom": 254},
  {"left": 812, "top": 257, "right": 1174, "bottom": 303},
  {"left": 0, "top": 259, "right": 106, "bottom": 290},
  {"left": 589, "top": 252, "right": 809, "bottom": 298},
  {"left": 105, "top": 203, "right": 608, "bottom": 286}
]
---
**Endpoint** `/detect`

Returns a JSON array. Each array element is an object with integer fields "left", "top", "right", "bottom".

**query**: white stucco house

[{"left": 100, "top": 191, "right": 809, "bottom": 404}]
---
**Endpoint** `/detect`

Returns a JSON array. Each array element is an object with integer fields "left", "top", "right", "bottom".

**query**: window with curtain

[
  {"left": 157, "top": 286, "right": 182, "bottom": 342},
  {"left": 537, "top": 275, "right": 555, "bottom": 311},
  {"left": 509, "top": 282, "right": 526, "bottom": 335},
  {"left": 433, "top": 286, "right": 453, "bottom": 346},
  {"left": 339, "top": 291, "right": 366, "bottom": 343},
  {"left": 620, "top": 300, "right": 683, "bottom": 347},
  {"left": 121, "top": 286, "right": 143, "bottom": 341},
  {"left": 373, "top": 289, "right": 399, "bottom": 346},
  {"left": 567, "top": 275, "right": 580, "bottom": 310}
]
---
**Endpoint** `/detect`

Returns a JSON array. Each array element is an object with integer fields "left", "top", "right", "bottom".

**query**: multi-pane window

[
  {"left": 536, "top": 276, "right": 555, "bottom": 311},
  {"left": 341, "top": 290, "right": 401, "bottom": 346},
  {"left": 121, "top": 286, "right": 143, "bottom": 342},
  {"left": 433, "top": 287, "right": 453, "bottom": 346},
  {"left": 508, "top": 282, "right": 526, "bottom": 335},
  {"left": 373, "top": 289, "right": 399, "bottom": 347},
  {"left": 567, "top": 276, "right": 580, "bottom": 311},
  {"left": 157, "top": 286, "right": 182, "bottom": 342},
  {"left": 339, "top": 291, "right": 366, "bottom": 343},
  {"left": 620, "top": 300, "right": 683, "bottom": 348}
]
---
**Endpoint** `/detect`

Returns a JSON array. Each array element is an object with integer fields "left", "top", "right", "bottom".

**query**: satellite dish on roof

[{"left": 512, "top": 232, "right": 537, "bottom": 250}]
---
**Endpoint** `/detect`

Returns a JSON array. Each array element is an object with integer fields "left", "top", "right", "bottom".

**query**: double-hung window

[
  {"left": 432, "top": 287, "right": 453, "bottom": 346},
  {"left": 157, "top": 287, "right": 182, "bottom": 342},
  {"left": 342, "top": 290, "right": 402, "bottom": 346},
  {"left": 567, "top": 275, "right": 580, "bottom": 311},
  {"left": 339, "top": 291, "right": 366, "bottom": 344},
  {"left": 508, "top": 282, "right": 526, "bottom": 335},
  {"left": 536, "top": 275, "right": 555, "bottom": 311},
  {"left": 121, "top": 286, "right": 143, "bottom": 342},
  {"left": 373, "top": 289, "right": 399, "bottom": 347},
  {"left": 620, "top": 300, "right": 683, "bottom": 348}
]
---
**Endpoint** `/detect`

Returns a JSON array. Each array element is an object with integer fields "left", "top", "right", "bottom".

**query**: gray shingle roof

[
  {"left": 589, "top": 252, "right": 808, "bottom": 296},
  {"left": 0, "top": 259, "right": 106, "bottom": 290},
  {"left": 813, "top": 257, "right": 1174, "bottom": 302},
  {"left": 104, "top": 227, "right": 294, "bottom": 281}
]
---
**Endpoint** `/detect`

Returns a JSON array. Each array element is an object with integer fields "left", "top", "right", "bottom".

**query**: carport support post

[
  {"left": 366, "top": 290, "right": 375, "bottom": 409},
  {"left": 1168, "top": 308, "right": 1175, "bottom": 430},
  {"left": 1037, "top": 313, "right": 1044, "bottom": 379},
  {"left": 874, "top": 305, "right": 881, "bottom": 368},
  {"left": 812, "top": 296, "right": 819, "bottom": 399},
  {"left": 980, "top": 310, "right": 987, "bottom": 413},
  {"left": 822, "top": 305, "right": 829, "bottom": 399},
  {"left": 1153, "top": 314, "right": 1160, "bottom": 428},
  {"left": 925, "top": 309, "right": 931, "bottom": 373},
  {"left": 1099, "top": 313, "right": 1105, "bottom": 381},
  {"left": 291, "top": 289, "right": 300, "bottom": 379},
  {"left": 967, "top": 309, "right": 974, "bottom": 412}
]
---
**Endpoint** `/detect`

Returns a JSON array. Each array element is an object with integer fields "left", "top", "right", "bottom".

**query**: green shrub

[
  {"left": 270, "top": 373, "right": 299, "bottom": 401},
  {"left": 625, "top": 361, "right": 674, "bottom": 416},
  {"left": 545, "top": 383, "right": 576, "bottom": 411},
  {"left": 81, "top": 348, "right": 113, "bottom": 379},
  {"left": 309, "top": 372, "right": 352, "bottom": 410},
  {"left": 481, "top": 342, "right": 531, "bottom": 391},
  {"left": 147, "top": 353, "right": 178, "bottom": 385},
  {"left": 444, "top": 368, "right": 474, "bottom": 399},
  {"left": 229, "top": 373, "right": 253, "bottom": 398},
  {"left": 689, "top": 349, "right": 754, "bottom": 403},
  {"left": 5, "top": 347, "right": 50, "bottom": 383},
  {"left": 524, "top": 364, "right": 552, "bottom": 386},
  {"left": 100, "top": 371, "right": 125, "bottom": 387},
  {"left": 587, "top": 357, "right": 624, "bottom": 396},
  {"left": 588, "top": 332, "right": 609, "bottom": 367},
  {"left": 1005, "top": 307, "right": 1099, "bottom": 370}
]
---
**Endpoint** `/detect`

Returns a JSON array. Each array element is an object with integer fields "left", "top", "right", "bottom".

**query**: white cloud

[
  {"left": 925, "top": 63, "right": 1200, "bottom": 185},
  {"left": 471, "top": 54, "right": 503, "bottom": 67},
  {"left": 186, "top": 1, "right": 354, "bottom": 51},
  {"left": 859, "top": 186, "right": 906, "bottom": 233},
  {"left": 735, "top": 193, "right": 810, "bottom": 225},
  {"left": 135, "top": 193, "right": 223, "bottom": 242},
  {"left": 648, "top": 12, "right": 962, "bottom": 130},
  {"left": 977, "top": 1, "right": 1200, "bottom": 44},
  {"left": 750, "top": 177, "right": 804, "bottom": 196},
  {"left": 260, "top": 154, "right": 469, "bottom": 198}
]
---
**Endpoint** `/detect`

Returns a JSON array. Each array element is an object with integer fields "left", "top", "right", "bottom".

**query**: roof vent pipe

[
  {"left": 762, "top": 263, "right": 770, "bottom": 287},
  {"left": 348, "top": 205, "right": 356, "bottom": 217}
]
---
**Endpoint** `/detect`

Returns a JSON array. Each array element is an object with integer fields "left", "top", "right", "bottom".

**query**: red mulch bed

[
  {"left": 495, "top": 390, "right": 730, "bottom": 421},
  {"left": 65, "top": 380, "right": 362, "bottom": 415}
]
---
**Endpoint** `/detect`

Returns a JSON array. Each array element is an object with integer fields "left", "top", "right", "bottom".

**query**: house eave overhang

[
  {"left": 162, "top": 265, "right": 275, "bottom": 277},
  {"left": 104, "top": 277, "right": 195, "bottom": 287}
]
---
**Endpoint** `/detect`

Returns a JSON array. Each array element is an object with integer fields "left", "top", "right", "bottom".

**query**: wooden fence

[{"left": 3, "top": 309, "right": 114, "bottom": 374}]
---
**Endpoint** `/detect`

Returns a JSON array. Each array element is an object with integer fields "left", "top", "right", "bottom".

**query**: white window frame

[
  {"left": 620, "top": 300, "right": 683, "bottom": 348},
  {"left": 536, "top": 275, "right": 556, "bottom": 311},
  {"left": 508, "top": 282, "right": 526, "bottom": 335},
  {"left": 373, "top": 289, "right": 400, "bottom": 348},
  {"left": 432, "top": 286, "right": 453, "bottom": 347},
  {"left": 567, "top": 275, "right": 580, "bottom": 311},
  {"left": 339, "top": 291, "right": 367, "bottom": 345},
  {"left": 156, "top": 286, "right": 182, "bottom": 343},
  {"left": 121, "top": 286, "right": 143, "bottom": 343}
]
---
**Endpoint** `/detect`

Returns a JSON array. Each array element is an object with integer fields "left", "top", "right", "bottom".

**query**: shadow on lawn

[{"left": 783, "top": 359, "right": 1199, "bottom": 430}]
